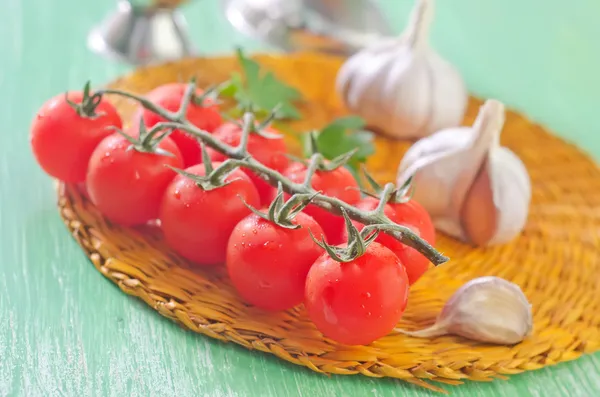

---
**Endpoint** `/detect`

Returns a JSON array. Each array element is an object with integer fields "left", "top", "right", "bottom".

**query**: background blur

[{"left": 2, "top": 0, "right": 598, "bottom": 154}]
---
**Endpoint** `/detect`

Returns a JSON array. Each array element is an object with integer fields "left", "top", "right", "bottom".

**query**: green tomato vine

[{"left": 89, "top": 79, "right": 449, "bottom": 267}]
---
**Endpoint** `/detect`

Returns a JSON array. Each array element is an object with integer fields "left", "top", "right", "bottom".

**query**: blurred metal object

[
  {"left": 88, "top": 0, "right": 194, "bottom": 65},
  {"left": 222, "top": 0, "right": 393, "bottom": 55}
]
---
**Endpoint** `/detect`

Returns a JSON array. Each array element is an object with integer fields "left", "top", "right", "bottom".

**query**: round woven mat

[{"left": 57, "top": 53, "right": 600, "bottom": 392}]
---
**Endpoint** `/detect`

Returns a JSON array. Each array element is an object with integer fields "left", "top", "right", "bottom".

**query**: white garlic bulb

[
  {"left": 335, "top": 0, "right": 468, "bottom": 140},
  {"left": 396, "top": 99, "right": 531, "bottom": 246},
  {"left": 397, "top": 276, "right": 533, "bottom": 345}
]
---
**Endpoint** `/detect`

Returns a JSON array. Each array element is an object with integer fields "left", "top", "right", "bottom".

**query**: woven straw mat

[{"left": 57, "top": 53, "right": 600, "bottom": 392}]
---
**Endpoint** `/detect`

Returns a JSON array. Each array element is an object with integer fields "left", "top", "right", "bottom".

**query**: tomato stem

[
  {"left": 167, "top": 158, "right": 244, "bottom": 191},
  {"left": 362, "top": 165, "right": 414, "bottom": 204},
  {"left": 373, "top": 183, "right": 396, "bottom": 217},
  {"left": 302, "top": 153, "right": 322, "bottom": 188},
  {"left": 302, "top": 130, "right": 359, "bottom": 173},
  {"left": 251, "top": 105, "right": 284, "bottom": 139},
  {"left": 176, "top": 80, "right": 197, "bottom": 122},
  {"left": 242, "top": 182, "right": 320, "bottom": 230},
  {"left": 208, "top": 158, "right": 248, "bottom": 187},
  {"left": 191, "top": 83, "right": 221, "bottom": 108},
  {"left": 309, "top": 208, "right": 380, "bottom": 263},
  {"left": 108, "top": 121, "right": 176, "bottom": 158},
  {"left": 235, "top": 112, "right": 253, "bottom": 156},
  {"left": 95, "top": 85, "right": 450, "bottom": 266},
  {"left": 200, "top": 143, "right": 214, "bottom": 175},
  {"left": 66, "top": 81, "right": 106, "bottom": 119}
]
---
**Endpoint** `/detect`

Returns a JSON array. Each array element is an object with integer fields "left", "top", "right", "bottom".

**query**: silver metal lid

[
  {"left": 222, "top": 0, "right": 392, "bottom": 55},
  {"left": 88, "top": 0, "right": 194, "bottom": 65}
]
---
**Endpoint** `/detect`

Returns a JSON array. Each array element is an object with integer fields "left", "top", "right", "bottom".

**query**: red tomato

[
  {"left": 140, "top": 83, "right": 222, "bottom": 167},
  {"left": 30, "top": 91, "right": 122, "bottom": 182},
  {"left": 206, "top": 122, "right": 289, "bottom": 205},
  {"left": 226, "top": 212, "right": 324, "bottom": 311},
  {"left": 160, "top": 163, "right": 260, "bottom": 265},
  {"left": 282, "top": 162, "right": 360, "bottom": 245},
  {"left": 305, "top": 242, "right": 409, "bottom": 345},
  {"left": 86, "top": 132, "right": 183, "bottom": 226},
  {"left": 346, "top": 197, "right": 436, "bottom": 285}
]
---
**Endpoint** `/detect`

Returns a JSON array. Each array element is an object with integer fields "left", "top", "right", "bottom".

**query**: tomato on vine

[
  {"left": 30, "top": 84, "right": 122, "bottom": 182},
  {"left": 140, "top": 83, "right": 222, "bottom": 167},
  {"left": 346, "top": 173, "right": 436, "bottom": 285},
  {"left": 305, "top": 232, "right": 409, "bottom": 345},
  {"left": 282, "top": 161, "right": 360, "bottom": 245},
  {"left": 86, "top": 124, "right": 183, "bottom": 226},
  {"left": 226, "top": 188, "right": 324, "bottom": 311},
  {"left": 348, "top": 196, "right": 436, "bottom": 285},
  {"left": 160, "top": 159, "right": 260, "bottom": 265},
  {"left": 206, "top": 121, "right": 289, "bottom": 205}
]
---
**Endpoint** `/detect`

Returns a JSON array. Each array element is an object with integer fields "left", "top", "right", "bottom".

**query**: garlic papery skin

[
  {"left": 398, "top": 276, "right": 533, "bottom": 345},
  {"left": 335, "top": 0, "right": 468, "bottom": 140},
  {"left": 396, "top": 99, "right": 532, "bottom": 246}
]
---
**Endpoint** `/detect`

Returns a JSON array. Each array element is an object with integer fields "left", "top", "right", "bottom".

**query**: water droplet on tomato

[
  {"left": 252, "top": 229, "right": 257, "bottom": 235},
  {"left": 361, "top": 304, "right": 366, "bottom": 309},
  {"left": 259, "top": 281, "right": 272, "bottom": 289},
  {"left": 263, "top": 241, "right": 270, "bottom": 248},
  {"left": 241, "top": 242, "right": 245, "bottom": 247},
  {"left": 134, "top": 171, "right": 140, "bottom": 180},
  {"left": 242, "top": 233, "right": 246, "bottom": 237},
  {"left": 363, "top": 292, "right": 371, "bottom": 299},
  {"left": 184, "top": 203, "right": 190, "bottom": 208},
  {"left": 173, "top": 190, "right": 181, "bottom": 199},
  {"left": 366, "top": 311, "right": 372, "bottom": 318},
  {"left": 101, "top": 152, "right": 112, "bottom": 163}
]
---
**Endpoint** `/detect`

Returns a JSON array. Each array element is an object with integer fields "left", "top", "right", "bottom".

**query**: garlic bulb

[
  {"left": 335, "top": 0, "right": 467, "bottom": 140},
  {"left": 396, "top": 99, "right": 531, "bottom": 246},
  {"left": 398, "top": 276, "right": 533, "bottom": 345}
]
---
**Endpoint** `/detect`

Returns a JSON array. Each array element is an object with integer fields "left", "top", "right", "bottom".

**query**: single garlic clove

[
  {"left": 461, "top": 158, "right": 498, "bottom": 246},
  {"left": 398, "top": 276, "right": 533, "bottom": 345},
  {"left": 485, "top": 147, "right": 532, "bottom": 245}
]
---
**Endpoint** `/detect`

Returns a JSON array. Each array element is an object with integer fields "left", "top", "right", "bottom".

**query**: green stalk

[{"left": 98, "top": 84, "right": 449, "bottom": 266}]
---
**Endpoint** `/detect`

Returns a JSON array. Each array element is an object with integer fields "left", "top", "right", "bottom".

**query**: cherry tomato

[
  {"left": 140, "top": 83, "right": 222, "bottom": 167},
  {"left": 206, "top": 122, "right": 289, "bottom": 205},
  {"left": 282, "top": 162, "right": 360, "bottom": 245},
  {"left": 346, "top": 196, "right": 436, "bottom": 285},
  {"left": 30, "top": 91, "right": 122, "bottom": 182},
  {"left": 305, "top": 242, "right": 409, "bottom": 345},
  {"left": 86, "top": 132, "right": 183, "bottom": 226},
  {"left": 226, "top": 212, "right": 324, "bottom": 311},
  {"left": 160, "top": 163, "right": 260, "bottom": 265}
]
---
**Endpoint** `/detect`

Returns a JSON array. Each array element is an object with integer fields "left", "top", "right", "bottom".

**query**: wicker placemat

[{"left": 57, "top": 53, "right": 600, "bottom": 392}]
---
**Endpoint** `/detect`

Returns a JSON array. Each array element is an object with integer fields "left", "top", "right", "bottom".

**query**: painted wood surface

[{"left": 1, "top": 0, "right": 599, "bottom": 396}]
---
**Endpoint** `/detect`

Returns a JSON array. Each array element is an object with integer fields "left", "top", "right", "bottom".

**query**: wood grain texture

[{"left": 0, "top": 0, "right": 599, "bottom": 396}]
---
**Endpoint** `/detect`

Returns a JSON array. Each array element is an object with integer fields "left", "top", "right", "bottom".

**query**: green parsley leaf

[
  {"left": 303, "top": 115, "right": 376, "bottom": 169},
  {"left": 221, "top": 48, "right": 303, "bottom": 119}
]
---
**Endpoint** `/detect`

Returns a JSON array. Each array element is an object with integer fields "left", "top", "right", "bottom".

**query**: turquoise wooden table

[{"left": 1, "top": 0, "right": 599, "bottom": 396}]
